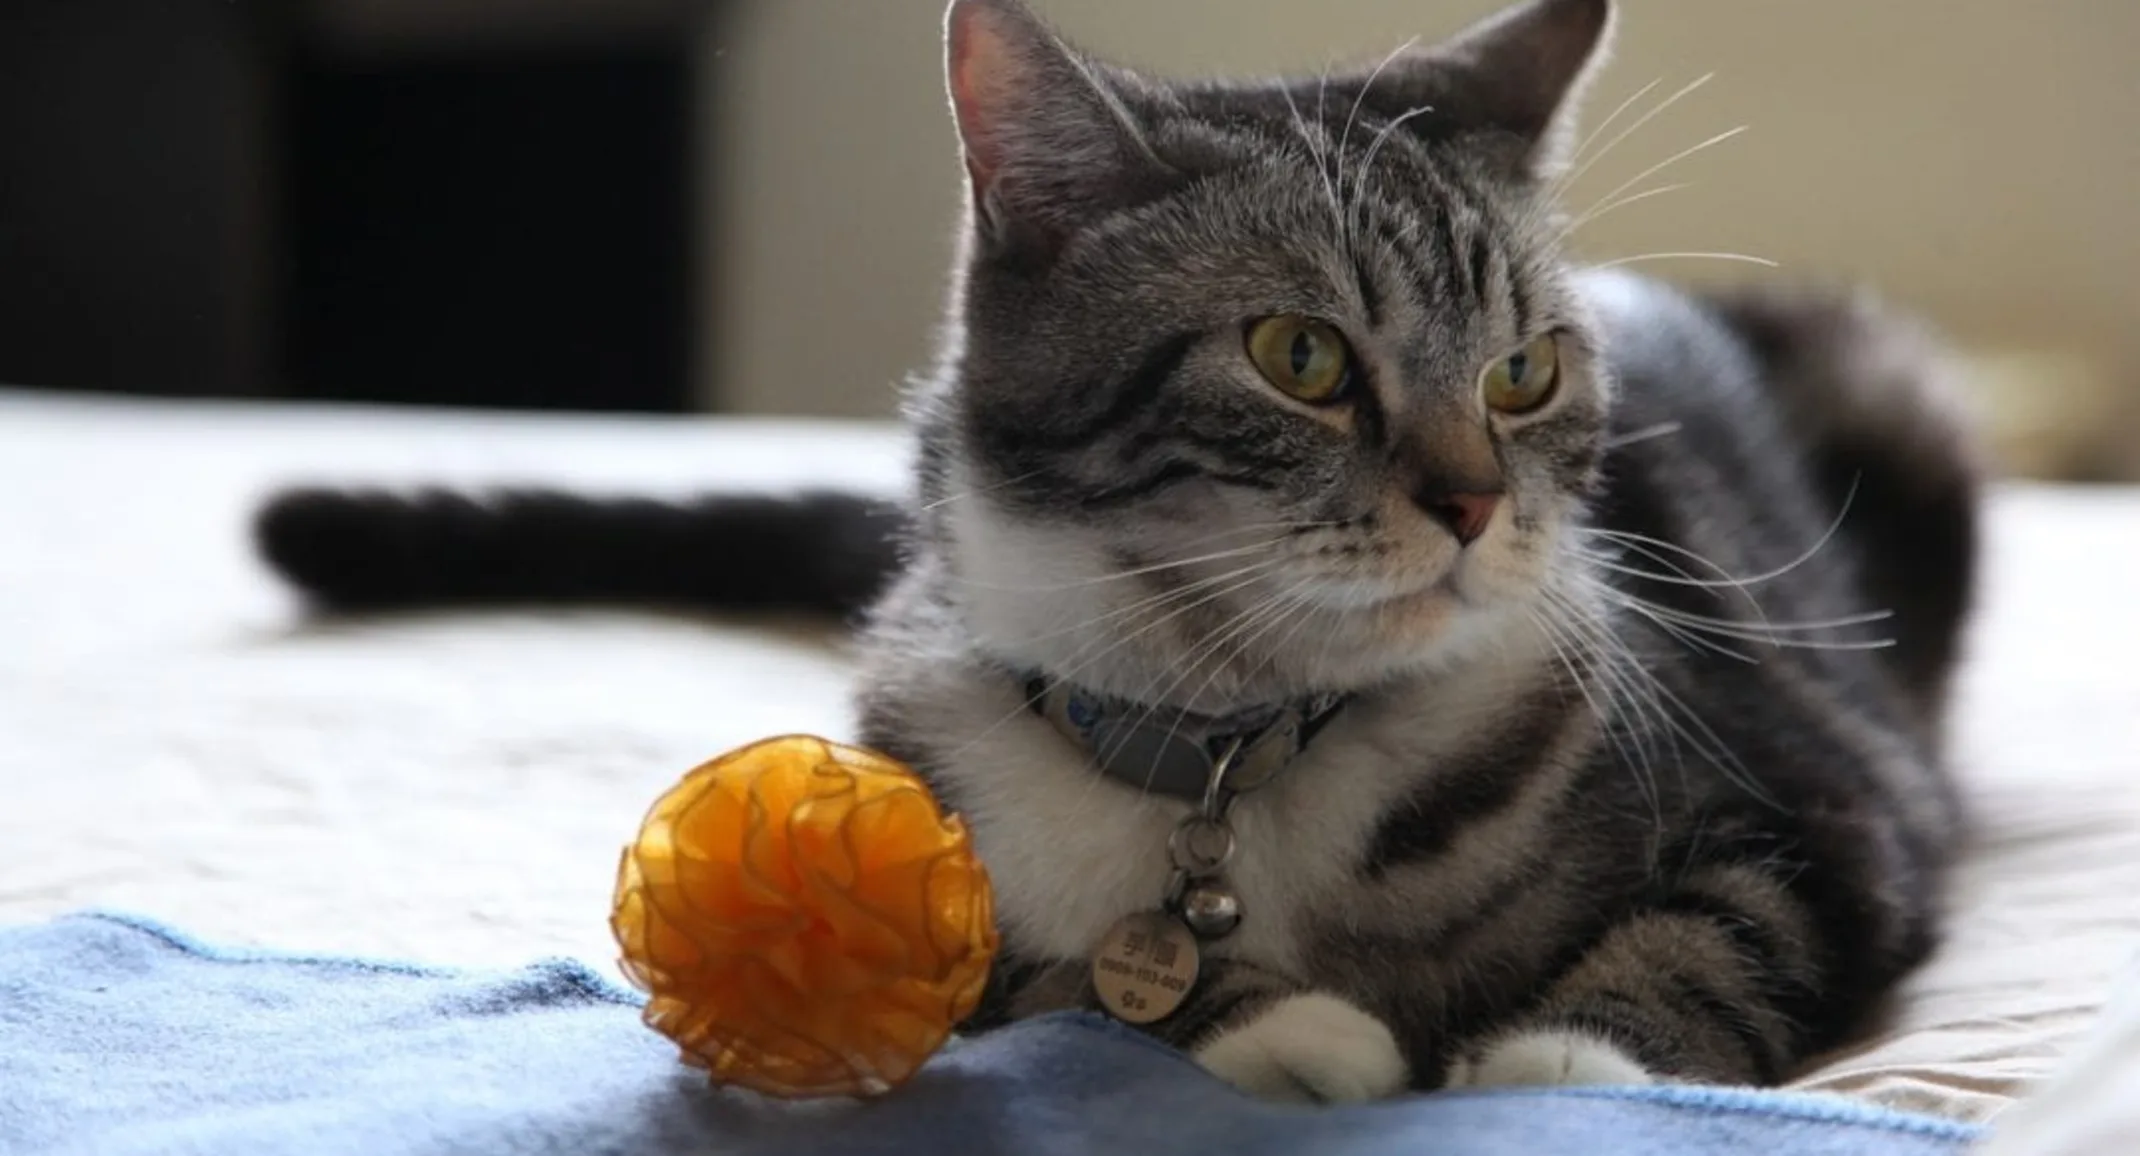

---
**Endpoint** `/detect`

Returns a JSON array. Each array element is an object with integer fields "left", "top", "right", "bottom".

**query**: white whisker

[
  {"left": 1554, "top": 72, "right": 1715, "bottom": 200},
  {"left": 1128, "top": 575, "right": 1314, "bottom": 723},
  {"left": 1134, "top": 580, "right": 1322, "bottom": 792},
  {"left": 1572, "top": 532, "right": 1754, "bottom": 624},
  {"left": 1534, "top": 603, "right": 1643, "bottom": 789},
  {"left": 1280, "top": 82, "right": 1346, "bottom": 242},
  {"left": 1601, "top": 590, "right": 1897, "bottom": 653},
  {"left": 1563, "top": 181, "right": 1693, "bottom": 237},
  {"left": 1576, "top": 551, "right": 1744, "bottom": 595},
  {"left": 940, "top": 563, "right": 1283, "bottom": 764},
  {"left": 1350, "top": 103, "right": 1438, "bottom": 222},
  {"left": 919, "top": 468, "right": 1048, "bottom": 512},
  {"left": 1575, "top": 531, "right": 1744, "bottom": 589},
  {"left": 1250, "top": 582, "right": 1327, "bottom": 688},
  {"left": 1627, "top": 602, "right": 1895, "bottom": 635},
  {"left": 1595, "top": 250, "right": 1780, "bottom": 271},
  {"left": 1064, "top": 576, "right": 1311, "bottom": 812},
  {"left": 1546, "top": 580, "right": 1781, "bottom": 810},
  {"left": 1642, "top": 670, "right": 1775, "bottom": 807},
  {"left": 1336, "top": 38, "right": 1422, "bottom": 243},
  {"left": 1603, "top": 421, "right": 1683, "bottom": 449},
  {"left": 1004, "top": 556, "right": 1291, "bottom": 649},
  {"left": 1596, "top": 588, "right": 1760, "bottom": 664},
  {"left": 943, "top": 536, "right": 1283, "bottom": 595},
  {"left": 1560, "top": 77, "right": 1664, "bottom": 180},
  {"left": 1572, "top": 124, "right": 1746, "bottom": 234},
  {"left": 1537, "top": 588, "right": 1665, "bottom": 820},
  {"left": 1582, "top": 476, "right": 1864, "bottom": 592}
]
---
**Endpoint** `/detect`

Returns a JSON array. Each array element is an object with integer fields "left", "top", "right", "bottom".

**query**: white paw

[
  {"left": 1193, "top": 992, "right": 1410, "bottom": 1104},
  {"left": 1443, "top": 1029, "right": 1657, "bottom": 1089}
]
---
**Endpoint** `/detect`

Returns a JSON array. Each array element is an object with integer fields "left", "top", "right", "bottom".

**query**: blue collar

[{"left": 1025, "top": 677, "right": 1349, "bottom": 801}]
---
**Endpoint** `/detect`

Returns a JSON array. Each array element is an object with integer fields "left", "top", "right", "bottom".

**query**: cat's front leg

[
  {"left": 1193, "top": 965, "right": 1653, "bottom": 1098},
  {"left": 1443, "top": 838, "right": 1888, "bottom": 1090},
  {"left": 1441, "top": 1028, "right": 1657, "bottom": 1088},
  {"left": 974, "top": 949, "right": 1408, "bottom": 1104},
  {"left": 1189, "top": 986, "right": 1410, "bottom": 1103},
  {"left": 1436, "top": 904, "right": 1759, "bottom": 1090},
  {"left": 1090, "top": 953, "right": 1408, "bottom": 1103}
]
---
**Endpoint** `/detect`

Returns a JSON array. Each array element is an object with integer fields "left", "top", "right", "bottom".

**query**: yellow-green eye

[
  {"left": 1481, "top": 333, "right": 1562, "bottom": 414},
  {"left": 1246, "top": 316, "right": 1353, "bottom": 404}
]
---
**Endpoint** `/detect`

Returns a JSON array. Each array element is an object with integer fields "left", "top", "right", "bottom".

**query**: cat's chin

[
  {"left": 1296, "top": 572, "right": 1453, "bottom": 613},
  {"left": 1289, "top": 593, "right": 1541, "bottom": 692}
]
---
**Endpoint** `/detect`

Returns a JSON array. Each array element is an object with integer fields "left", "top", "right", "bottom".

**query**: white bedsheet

[{"left": 3, "top": 390, "right": 2136, "bottom": 1125}]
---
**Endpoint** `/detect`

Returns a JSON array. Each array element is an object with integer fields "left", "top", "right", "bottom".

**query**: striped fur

[
  {"left": 250, "top": 0, "right": 1981, "bottom": 1100},
  {"left": 862, "top": 0, "right": 1979, "bottom": 1098}
]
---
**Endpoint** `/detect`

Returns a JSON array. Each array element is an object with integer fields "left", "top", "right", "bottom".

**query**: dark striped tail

[{"left": 253, "top": 487, "right": 907, "bottom": 618}]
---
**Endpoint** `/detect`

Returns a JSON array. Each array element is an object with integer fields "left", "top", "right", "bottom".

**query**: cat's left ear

[{"left": 1397, "top": 0, "right": 1615, "bottom": 180}]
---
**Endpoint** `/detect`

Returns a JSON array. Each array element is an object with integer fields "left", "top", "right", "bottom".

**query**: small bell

[{"left": 1179, "top": 882, "right": 1242, "bottom": 939}]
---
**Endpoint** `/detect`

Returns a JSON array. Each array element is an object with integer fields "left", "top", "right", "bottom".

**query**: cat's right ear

[{"left": 944, "top": 0, "right": 1173, "bottom": 260}]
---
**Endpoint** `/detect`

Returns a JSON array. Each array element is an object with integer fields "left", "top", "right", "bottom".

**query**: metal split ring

[{"left": 1168, "top": 815, "right": 1235, "bottom": 875}]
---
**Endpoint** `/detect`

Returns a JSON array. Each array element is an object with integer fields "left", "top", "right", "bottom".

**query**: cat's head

[{"left": 921, "top": 0, "right": 1616, "bottom": 707}]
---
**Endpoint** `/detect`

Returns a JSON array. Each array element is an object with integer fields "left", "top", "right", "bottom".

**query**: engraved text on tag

[{"left": 1091, "top": 911, "right": 1200, "bottom": 1024}]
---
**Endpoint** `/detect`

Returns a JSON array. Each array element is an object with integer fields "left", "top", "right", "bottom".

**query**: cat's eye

[
  {"left": 1481, "top": 333, "right": 1562, "bottom": 414},
  {"left": 1246, "top": 316, "right": 1353, "bottom": 404}
]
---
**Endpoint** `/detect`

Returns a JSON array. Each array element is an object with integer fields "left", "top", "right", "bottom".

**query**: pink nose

[{"left": 1421, "top": 490, "right": 1500, "bottom": 546}]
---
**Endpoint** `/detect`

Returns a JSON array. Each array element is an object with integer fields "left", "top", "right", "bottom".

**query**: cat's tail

[{"left": 252, "top": 487, "right": 907, "bottom": 618}]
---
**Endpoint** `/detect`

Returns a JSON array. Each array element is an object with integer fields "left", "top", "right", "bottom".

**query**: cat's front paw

[
  {"left": 1443, "top": 1029, "right": 1657, "bottom": 1089},
  {"left": 1192, "top": 992, "right": 1410, "bottom": 1104}
]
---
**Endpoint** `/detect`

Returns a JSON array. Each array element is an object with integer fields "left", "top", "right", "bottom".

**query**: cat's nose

[
  {"left": 1394, "top": 421, "right": 1502, "bottom": 546},
  {"left": 1417, "top": 489, "right": 1500, "bottom": 546}
]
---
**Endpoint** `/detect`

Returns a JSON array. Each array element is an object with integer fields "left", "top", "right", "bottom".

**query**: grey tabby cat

[{"left": 255, "top": 0, "right": 1981, "bottom": 1101}]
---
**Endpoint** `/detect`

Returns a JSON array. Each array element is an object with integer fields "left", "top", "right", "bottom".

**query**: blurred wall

[{"left": 702, "top": 0, "right": 2140, "bottom": 471}]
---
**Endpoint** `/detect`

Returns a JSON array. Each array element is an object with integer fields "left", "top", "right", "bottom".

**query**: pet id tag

[{"left": 1090, "top": 911, "right": 1200, "bottom": 1024}]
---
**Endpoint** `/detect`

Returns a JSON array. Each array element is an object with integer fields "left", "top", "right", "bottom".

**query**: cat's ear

[
  {"left": 1347, "top": 0, "right": 1611, "bottom": 181},
  {"left": 944, "top": 0, "right": 1173, "bottom": 258},
  {"left": 1430, "top": 0, "right": 1613, "bottom": 178}
]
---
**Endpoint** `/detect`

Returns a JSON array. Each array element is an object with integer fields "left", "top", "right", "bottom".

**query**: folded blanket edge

[{"left": 39, "top": 908, "right": 647, "bottom": 1007}]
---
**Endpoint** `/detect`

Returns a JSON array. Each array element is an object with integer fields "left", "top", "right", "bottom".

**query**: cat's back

[{"left": 1575, "top": 266, "right": 1982, "bottom": 741}]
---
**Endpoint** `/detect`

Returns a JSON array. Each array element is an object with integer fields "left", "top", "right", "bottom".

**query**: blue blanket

[{"left": 0, "top": 913, "right": 1981, "bottom": 1156}]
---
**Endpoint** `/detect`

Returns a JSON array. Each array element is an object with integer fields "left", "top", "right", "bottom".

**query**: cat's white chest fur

[{"left": 928, "top": 680, "right": 1493, "bottom": 975}]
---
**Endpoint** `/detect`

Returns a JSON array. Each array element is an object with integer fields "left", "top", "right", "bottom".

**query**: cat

[{"left": 254, "top": 0, "right": 1981, "bottom": 1102}]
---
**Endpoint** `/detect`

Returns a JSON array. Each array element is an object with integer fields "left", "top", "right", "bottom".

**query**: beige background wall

[{"left": 702, "top": 1, "right": 2139, "bottom": 469}]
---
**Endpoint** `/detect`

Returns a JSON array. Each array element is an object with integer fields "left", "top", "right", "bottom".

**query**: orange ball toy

[{"left": 610, "top": 735, "right": 999, "bottom": 1099}]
